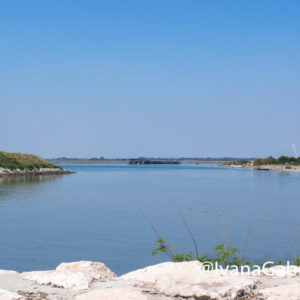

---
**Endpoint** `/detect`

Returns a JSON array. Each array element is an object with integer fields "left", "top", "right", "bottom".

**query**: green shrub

[
  {"left": 294, "top": 257, "right": 300, "bottom": 266},
  {"left": 214, "top": 244, "right": 241, "bottom": 266},
  {"left": 152, "top": 238, "right": 244, "bottom": 267}
]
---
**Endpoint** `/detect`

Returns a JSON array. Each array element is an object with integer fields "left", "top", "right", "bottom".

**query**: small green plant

[
  {"left": 294, "top": 257, "right": 300, "bottom": 266},
  {"left": 171, "top": 252, "right": 196, "bottom": 262},
  {"left": 152, "top": 238, "right": 174, "bottom": 257},
  {"left": 214, "top": 244, "right": 241, "bottom": 266},
  {"left": 151, "top": 238, "right": 244, "bottom": 266}
]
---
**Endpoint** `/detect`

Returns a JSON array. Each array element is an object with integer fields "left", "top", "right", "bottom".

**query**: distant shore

[{"left": 48, "top": 158, "right": 240, "bottom": 165}]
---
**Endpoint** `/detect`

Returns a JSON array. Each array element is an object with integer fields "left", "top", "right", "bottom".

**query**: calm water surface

[{"left": 0, "top": 164, "right": 299, "bottom": 274}]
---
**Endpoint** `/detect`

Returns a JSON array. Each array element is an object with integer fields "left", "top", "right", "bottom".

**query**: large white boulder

[
  {"left": 22, "top": 270, "right": 93, "bottom": 290},
  {"left": 56, "top": 261, "right": 116, "bottom": 280},
  {"left": 121, "top": 261, "right": 257, "bottom": 299},
  {"left": 22, "top": 261, "right": 115, "bottom": 291}
]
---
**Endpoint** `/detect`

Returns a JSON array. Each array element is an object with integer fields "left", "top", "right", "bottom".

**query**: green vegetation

[
  {"left": 152, "top": 238, "right": 300, "bottom": 268},
  {"left": 152, "top": 238, "right": 247, "bottom": 267},
  {"left": 294, "top": 257, "right": 300, "bottom": 266},
  {"left": 253, "top": 156, "right": 300, "bottom": 166},
  {"left": 0, "top": 151, "right": 60, "bottom": 171}
]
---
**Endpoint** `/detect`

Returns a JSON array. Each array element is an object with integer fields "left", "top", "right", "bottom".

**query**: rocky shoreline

[
  {"left": 0, "top": 261, "right": 299, "bottom": 299},
  {"left": 226, "top": 164, "right": 300, "bottom": 172},
  {"left": 251, "top": 164, "right": 300, "bottom": 172},
  {"left": 0, "top": 168, "right": 74, "bottom": 177}
]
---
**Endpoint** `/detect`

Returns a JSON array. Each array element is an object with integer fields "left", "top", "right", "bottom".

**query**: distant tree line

[{"left": 253, "top": 156, "right": 300, "bottom": 166}]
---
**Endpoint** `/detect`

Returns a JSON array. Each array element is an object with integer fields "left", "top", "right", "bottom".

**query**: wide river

[{"left": 0, "top": 164, "right": 299, "bottom": 274}]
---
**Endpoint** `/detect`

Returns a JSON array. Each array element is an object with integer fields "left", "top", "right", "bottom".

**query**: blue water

[{"left": 0, "top": 164, "right": 299, "bottom": 275}]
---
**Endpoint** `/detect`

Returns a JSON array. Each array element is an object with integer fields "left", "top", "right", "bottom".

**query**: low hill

[{"left": 0, "top": 151, "right": 60, "bottom": 170}]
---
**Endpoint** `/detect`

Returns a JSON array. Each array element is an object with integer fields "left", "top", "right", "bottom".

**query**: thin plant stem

[
  {"left": 140, "top": 209, "right": 174, "bottom": 257},
  {"left": 179, "top": 207, "right": 199, "bottom": 259},
  {"left": 242, "top": 225, "right": 252, "bottom": 263}
]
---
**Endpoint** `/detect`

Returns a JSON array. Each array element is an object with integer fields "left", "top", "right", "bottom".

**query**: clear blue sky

[{"left": 1, "top": 0, "right": 299, "bottom": 158}]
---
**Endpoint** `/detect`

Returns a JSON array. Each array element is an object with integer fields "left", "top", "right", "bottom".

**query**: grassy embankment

[{"left": 0, "top": 151, "right": 60, "bottom": 171}]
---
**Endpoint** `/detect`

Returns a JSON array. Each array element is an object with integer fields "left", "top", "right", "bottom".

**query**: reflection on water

[
  {"left": 0, "top": 175, "right": 62, "bottom": 200},
  {"left": 251, "top": 169, "right": 292, "bottom": 178},
  {"left": 0, "top": 175, "right": 61, "bottom": 186}
]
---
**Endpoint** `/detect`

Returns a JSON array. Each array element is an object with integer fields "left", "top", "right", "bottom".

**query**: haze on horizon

[{"left": 1, "top": 1, "right": 300, "bottom": 159}]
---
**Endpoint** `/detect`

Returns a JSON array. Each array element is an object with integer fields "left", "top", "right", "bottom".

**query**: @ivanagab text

[{"left": 200, "top": 261, "right": 300, "bottom": 277}]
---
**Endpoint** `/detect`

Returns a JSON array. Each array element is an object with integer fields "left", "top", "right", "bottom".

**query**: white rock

[
  {"left": 260, "top": 282, "right": 300, "bottom": 299},
  {"left": 75, "top": 288, "right": 149, "bottom": 300},
  {"left": 21, "top": 261, "right": 115, "bottom": 291},
  {"left": 22, "top": 270, "right": 93, "bottom": 290},
  {"left": 0, "top": 288, "right": 22, "bottom": 300},
  {"left": 39, "top": 168, "right": 62, "bottom": 172},
  {"left": 0, "top": 168, "right": 9, "bottom": 175},
  {"left": 56, "top": 261, "right": 116, "bottom": 280},
  {"left": 121, "top": 261, "right": 257, "bottom": 299}
]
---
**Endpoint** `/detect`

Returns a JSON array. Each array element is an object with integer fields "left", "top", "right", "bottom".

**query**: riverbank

[{"left": 0, "top": 261, "right": 299, "bottom": 299}]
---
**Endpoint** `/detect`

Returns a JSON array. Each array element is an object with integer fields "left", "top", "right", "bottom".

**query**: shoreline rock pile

[
  {"left": 0, "top": 261, "right": 298, "bottom": 299},
  {"left": 0, "top": 168, "right": 73, "bottom": 177}
]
